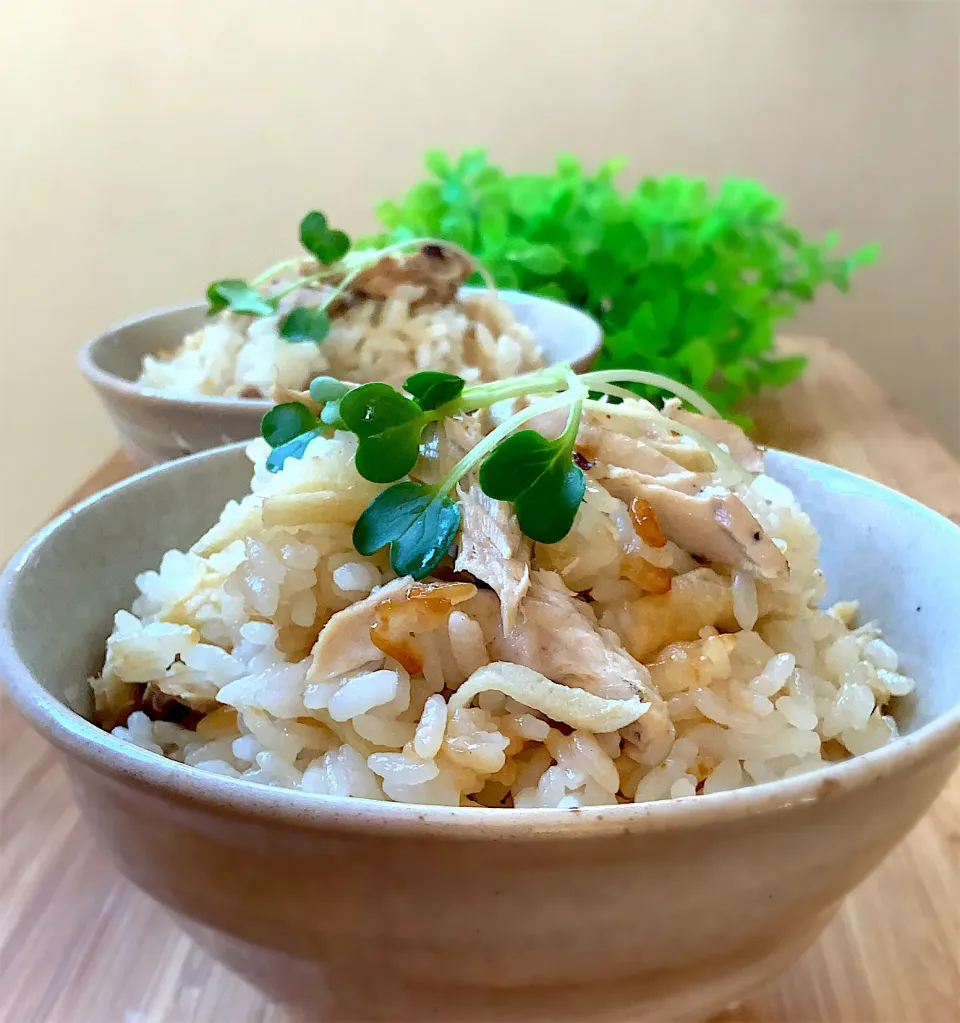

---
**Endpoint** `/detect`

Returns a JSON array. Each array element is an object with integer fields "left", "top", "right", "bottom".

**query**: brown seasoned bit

[
  {"left": 308, "top": 577, "right": 415, "bottom": 681},
  {"left": 348, "top": 245, "right": 475, "bottom": 305},
  {"left": 620, "top": 552, "right": 673, "bottom": 595},
  {"left": 576, "top": 437, "right": 599, "bottom": 465},
  {"left": 237, "top": 385, "right": 263, "bottom": 399},
  {"left": 622, "top": 568, "right": 737, "bottom": 661},
  {"left": 143, "top": 683, "right": 203, "bottom": 729},
  {"left": 194, "top": 706, "right": 239, "bottom": 739},
  {"left": 431, "top": 562, "right": 492, "bottom": 588},
  {"left": 276, "top": 621, "right": 325, "bottom": 658},
  {"left": 628, "top": 497, "right": 667, "bottom": 549},
  {"left": 142, "top": 682, "right": 177, "bottom": 720},
  {"left": 370, "top": 581, "right": 477, "bottom": 675},
  {"left": 92, "top": 681, "right": 142, "bottom": 731}
]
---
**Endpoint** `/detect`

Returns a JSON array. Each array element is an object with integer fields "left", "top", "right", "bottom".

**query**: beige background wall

[{"left": 1, "top": 0, "right": 957, "bottom": 560}]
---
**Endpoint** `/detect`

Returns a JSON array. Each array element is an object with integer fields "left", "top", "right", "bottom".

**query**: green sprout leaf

[
  {"left": 353, "top": 481, "right": 461, "bottom": 579},
  {"left": 478, "top": 430, "right": 561, "bottom": 502},
  {"left": 299, "top": 211, "right": 350, "bottom": 265},
  {"left": 261, "top": 402, "right": 320, "bottom": 448},
  {"left": 338, "top": 383, "right": 426, "bottom": 483},
  {"left": 514, "top": 461, "right": 585, "bottom": 544},
  {"left": 262, "top": 401, "right": 325, "bottom": 473},
  {"left": 279, "top": 307, "right": 331, "bottom": 343},
  {"left": 320, "top": 400, "right": 345, "bottom": 427},
  {"left": 479, "top": 429, "right": 586, "bottom": 543},
  {"left": 206, "top": 279, "right": 276, "bottom": 317},
  {"left": 309, "top": 376, "right": 351, "bottom": 403},
  {"left": 265, "top": 428, "right": 324, "bottom": 472},
  {"left": 403, "top": 371, "right": 466, "bottom": 411}
]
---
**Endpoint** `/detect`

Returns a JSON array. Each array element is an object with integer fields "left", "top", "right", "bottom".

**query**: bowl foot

[{"left": 177, "top": 909, "right": 834, "bottom": 1022}]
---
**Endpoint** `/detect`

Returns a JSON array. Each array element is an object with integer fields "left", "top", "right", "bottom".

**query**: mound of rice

[
  {"left": 91, "top": 401, "right": 914, "bottom": 808},
  {"left": 139, "top": 255, "right": 543, "bottom": 399}
]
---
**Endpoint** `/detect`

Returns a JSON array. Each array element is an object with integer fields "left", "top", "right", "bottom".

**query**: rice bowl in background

[
  {"left": 138, "top": 249, "right": 544, "bottom": 399},
  {"left": 78, "top": 289, "right": 602, "bottom": 467}
]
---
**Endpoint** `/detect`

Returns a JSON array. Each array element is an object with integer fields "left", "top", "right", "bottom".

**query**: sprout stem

[
  {"left": 249, "top": 258, "right": 307, "bottom": 288},
  {"left": 261, "top": 236, "right": 501, "bottom": 326},
  {"left": 436, "top": 388, "right": 585, "bottom": 498},
  {"left": 580, "top": 369, "right": 718, "bottom": 417},
  {"left": 457, "top": 363, "right": 570, "bottom": 410},
  {"left": 582, "top": 394, "right": 750, "bottom": 484}
]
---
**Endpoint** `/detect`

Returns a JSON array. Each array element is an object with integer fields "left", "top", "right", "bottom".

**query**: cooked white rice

[
  {"left": 138, "top": 286, "right": 543, "bottom": 399},
  {"left": 91, "top": 407, "right": 914, "bottom": 808}
]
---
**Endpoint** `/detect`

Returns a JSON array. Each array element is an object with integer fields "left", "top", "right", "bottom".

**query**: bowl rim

[
  {"left": 75, "top": 288, "right": 604, "bottom": 413},
  {"left": 2, "top": 443, "right": 959, "bottom": 839}
]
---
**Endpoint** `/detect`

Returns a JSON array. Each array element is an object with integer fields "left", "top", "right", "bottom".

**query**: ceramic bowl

[
  {"left": 2, "top": 446, "right": 959, "bottom": 1022},
  {"left": 77, "top": 290, "right": 603, "bottom": 469}
]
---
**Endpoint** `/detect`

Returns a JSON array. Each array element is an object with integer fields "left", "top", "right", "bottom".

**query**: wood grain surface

[{"left": 1, "top": 338, "right": 958, "bottom": 1023}]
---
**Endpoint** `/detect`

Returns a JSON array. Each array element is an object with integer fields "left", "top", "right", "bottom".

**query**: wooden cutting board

[{"left": 1, "top": 338, "right": 958, "bottom": 1022}]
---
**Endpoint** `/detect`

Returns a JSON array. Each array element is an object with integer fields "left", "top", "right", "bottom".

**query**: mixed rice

[
  {"left": 91, "top": 394, "right": 914, "bottom": 807},
  {"left": 139, "top": 248, "right": 543, "bottom": 399}
]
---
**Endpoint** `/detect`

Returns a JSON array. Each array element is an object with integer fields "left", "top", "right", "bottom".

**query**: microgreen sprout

[
  {"left": 260, "top": 402, "right": 326, "bottom": 473},
  {"left": 478, "top": 372, "right": 586, "bottom": 543},
  {"left": 580, "top": 369, "right": 718, "bottom": 417},
  {"left": 258, "top": 361, "right": 738, "bottom": 579},
  {"left": 403, "top": 371, "right": 466, "bottom": 412},
  {"left": 308, "top": 376, "right": 352, "bottom": 404},
  {"left": 353, "top": 386, "right": 584, "bottom": 577},
  {"left": 205, "top": 211, "right": 498, "bottom": 348},
  {"left": 299, "top": 211, "right": 350, "bottom": 265}
]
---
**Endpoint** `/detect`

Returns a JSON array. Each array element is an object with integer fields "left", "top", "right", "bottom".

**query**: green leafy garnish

[
  {"left": 366, "top": 148, "right": 879, "bottom": 422},
  {"left": 338, "top": 383, "right": 427, "bottom": 483},
  {"left": 309, "top": 376, "right": 351, "bottom": 403},
  {"left": 346, "top": 379, "right": 585, "bottom": 576},
  {"left": 266, "top": 429, "right": 324, "bottom": 473},
  {"left": 403, "top": 371, "right": 466, "bottom": 411},
  {"left": 479, "top": 431, "right": 585, "bottom": 543},
  {"left": 319, "top": 400, "right": 345, "bottom": 427},
  {"left": 205, "top": 214, "right": 492, "bottom": 354},
  {"left": 261, "top": 402, "right": 320, "bottom": 447},
  {"left": 205, "top": 209, "right": 349, "bottom": 336},
  {"left": 478, "top": 385, "right": 585, "bottom": 543},
  {"left": 264, "top": 366, "right": 760, "bottom": 576},
  {"left": 292, "top": 367, "right": 583, "bottom": 577},
  {"left": 206, "top": 279, "right": 276, "bottom": 317},
  {"left": 261, "top": 401, "right": 324, "bottom": 472},
  {"left": 353, "top": 482, "right": 462, "bottom": 579},
  {"left": 299, "top": 211, "right": 351, "bottom": 265},
  {"left": 279, "top": 307, "right": 331, "bottom": 343}
]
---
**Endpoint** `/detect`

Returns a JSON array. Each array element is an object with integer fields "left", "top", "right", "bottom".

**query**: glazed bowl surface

[
  {"left": 77, "top": 289, "right": 603, "bottom": 468},
  {"left": 1, "top": 445, "right": 958, "bottom": 1022}
]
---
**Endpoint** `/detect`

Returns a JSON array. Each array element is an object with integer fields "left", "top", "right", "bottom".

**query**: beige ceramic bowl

[
  {"left": 77, "top": 290, "right": 603, "bottom": 468},
  {"left": 2, "top": 446, "right": 959, "bottom": 1022}
]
